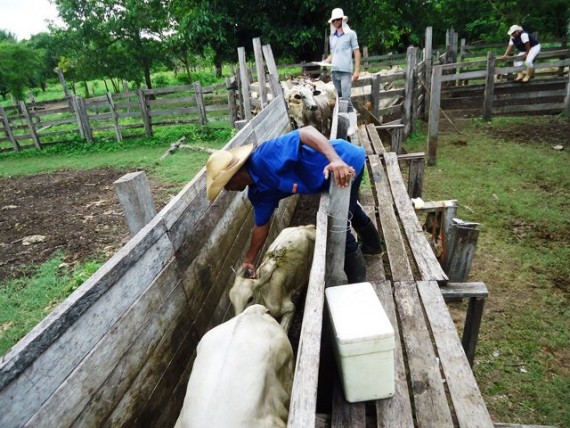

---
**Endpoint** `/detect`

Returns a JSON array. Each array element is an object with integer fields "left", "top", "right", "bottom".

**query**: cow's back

[{"left": 174, "top": 305, "right": 294, "bottom": 428}]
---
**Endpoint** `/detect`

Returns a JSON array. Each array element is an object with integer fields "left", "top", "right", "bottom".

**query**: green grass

[
  {"left": 0, "top": 252, "right": 101, "bottom": 355},
  {"left": 407, "top": 116, "right": 570, "bottom": 426}
]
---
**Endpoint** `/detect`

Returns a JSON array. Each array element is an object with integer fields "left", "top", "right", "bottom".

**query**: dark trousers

[{"left": 346, "top": 170, "right": 372, "bottom": 253}]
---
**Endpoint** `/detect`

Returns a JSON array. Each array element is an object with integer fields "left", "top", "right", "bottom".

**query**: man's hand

[
  {"left": 352, "top": 71, "right": 360, "bottom": 82},
  {"left": 323, "top": 160, "right": 356, "bottom": 188},
  {"left": 241, "top": 262, "right": 256, "bottom": 279}
]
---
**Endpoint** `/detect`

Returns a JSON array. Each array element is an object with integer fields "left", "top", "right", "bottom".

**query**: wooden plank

[
  {"left": 0, "top": 106, "right": 21, "bottom": 151},
  {"left": 440, "top": 282, "right": 488, "bottom": 299},
  {"left": 114, "top": 171, "right": 157, "bottom": 236},
  {"left": 417, "top": 281, "right": 494, "bottom": 427},
  {"left": 193, "top": 81, "right": 208, "bottom": 125},
  {"left": 368, "top": 155, "right": 413, "bottom": 281},
  {"left": 331, "top": 376, "right": 366, "bottom": 428},
  {"left": 288, "top": 205, "right": 328, "bottom": 427},
  {"left": 357, "top": 125, "right": 373, "bottom": 155},
  {"left": 366, "top": 123, "right": 386, "bottom": 155},
  {"left": 253, "top": 37, "right": 268, "bottom": 108},
  {"left": 238, "top": 47, "right": 253, "bottom": 121},
  {"left": 403, "top": 47, "right": 417, "bottom": 137},
  {"left": 19, "top": 101, "right": 42, "bottom": 149},
  {"left": 26, "top": 261, "right": 186, "bottom": 426},
  {"left": 483, "top": 52, "right": 496, "bottom": 121},
  {"left": 394, "top": 281, "right": 454, "bottom": 427},
  {"left": 384, "top": 153, "right": 448, "bottom": 282},
  {"left": 372, "top": 280, "right": 414, "bottom": 427},
  {"left": 362, "top": 205, "right": 386, "bottom": 282},
  {"left": 427, "top": 65, "right": 442, "bottom": 165},
  {"left": 0, "top": 223, "right": 174, "bottom": 427}
]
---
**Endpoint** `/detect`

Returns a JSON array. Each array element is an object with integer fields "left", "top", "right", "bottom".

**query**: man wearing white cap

[
  {"left": 501, "top": 25, "right": 541, "bottom": 82},
  {"left": 206, "top": 126, "right": 383, "bottom": 284},
  {"left": 323, "top": 8, "right": 360, "bottom": 134}
]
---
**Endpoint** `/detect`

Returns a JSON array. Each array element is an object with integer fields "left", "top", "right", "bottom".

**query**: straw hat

[
  {"left": 328, "top": 8, "right": 347, "bottom": 23},
  {"left": 508, "top": 25, "right": 523, "bottom": 36},
  {"left": 206, "top": 144, "right": 254, "bottom": 201}
]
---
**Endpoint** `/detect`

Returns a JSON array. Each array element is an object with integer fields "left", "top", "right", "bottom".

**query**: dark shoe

[
  {"left": 344, "top": 248, "right": 367, "bottom": 283},
  {"left": 354, "top": 221, "right": 384, "bottom": 255}
]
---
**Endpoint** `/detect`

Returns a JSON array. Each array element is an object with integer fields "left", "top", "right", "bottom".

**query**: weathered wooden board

[
  {"left": 368, "top": 154, "right": 413, "bottom": 281},
  {"left": 331, "top": 376, "right": 366, "bottom": 427},
  {"left": 373, "top": 280, "right": 414, "bottom": 427},
  {"left": 384, "top": 152, "right": 448, "bottom": 282},
  {"left": 417, "top": 281, "right": 494, "bottom": 427},
  {"left": 394, "top": 281, "right": 454, "bottom": 427}
]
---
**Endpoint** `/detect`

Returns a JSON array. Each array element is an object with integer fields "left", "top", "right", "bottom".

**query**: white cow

[
  {"left": 284, "top": 86, "right": 332, "bottom": 136},
  {"left": 230, "top": 225, "right": 316, "bottom": 332},
  {"left": 174, "top": 304, "right": 294, "bottom": 428}
]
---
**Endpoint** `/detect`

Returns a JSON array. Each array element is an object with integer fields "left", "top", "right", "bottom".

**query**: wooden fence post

[
  {"left": 106, "top": 92, "right": 123, "bottom": 142},
  {"left": 404, "top": 46, "right": 417, "bottom": 138},
  {"left": 0, "top": 106, "right": 20, "bottom": 151},
  {"left": 253, "top": 38, "right": 268, "bottom": 109},
  {"left": 423, "top": 26, "right": 433, "bottom": 122},
  {"left": 337, "top": 100, "right": 349, "bottom": 140},
  {"left": 262, "top": 44, "right": 279, "bottom": 80},
  {"left": 445, "top": 219, "right": 480, "bottom": 282},
  {"left": 427, "top": 65, "right": 442, "bottom": 166},
  {"left": 114, "top": 171, "right": 157, "bottom": 236},
  {"left": 371, "top": 74, "right": 380, "bottom": 119},
  {"left": 193, "top": 81, "right": 207, "bottom": 125},
  {"left": 19, "top": 101, "right": 42, "bottom": 150},
  {"left": 391, "top": 126, "right": 403, "bottom": 154},
  {"left": 564, "top": 73, "right": 570, "bottom": 120},
  {"left": 78, "top": 96, "right": 93, "bottom": 142},
  {"left": 56, "top": 67, "right": 73, "bottom": 111},
  {"left": 408, "top": 157, "right": 424, "bottom": 198},
  {"left": 137, "top": 88, "right": 153, "bottom": 137},
  {"left": 237, "top": 47, "right": 253, "bottom": 121},
  {"left": 363, "top": 46, "right": 369, "bottom": 71},
  {"left": 226, "top": 77, "right": 239, "bottom": 126},
  {"left": 325, "top": 180, "right": 351, "bottom": 287},
  {"left": 482, "top": 52, "right": 496, "bottom": 122}
]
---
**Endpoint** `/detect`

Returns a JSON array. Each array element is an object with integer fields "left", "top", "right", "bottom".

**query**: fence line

[{"left": 0, "top": 81, "right": 239, "bottom": 153}]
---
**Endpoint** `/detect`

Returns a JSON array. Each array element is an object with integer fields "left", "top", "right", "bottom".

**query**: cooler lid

[{"left": 325, "top": 282, "right": 395, "bottom": 355}]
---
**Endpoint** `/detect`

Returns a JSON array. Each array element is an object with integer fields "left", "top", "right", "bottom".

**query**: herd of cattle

[
  {"left": 174, "top": 225, "right": 316, "bottom": 428},
  {"left": 250, "top": 66, "right": 405, "bottom": 137}
]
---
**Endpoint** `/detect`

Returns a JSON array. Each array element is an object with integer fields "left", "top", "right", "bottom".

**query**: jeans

[
  {"left": 332, "top": 71, "right": 354, "bottom": 113},
  {"left": 345, "top": 169, "right": 373, "bottom": 253}
]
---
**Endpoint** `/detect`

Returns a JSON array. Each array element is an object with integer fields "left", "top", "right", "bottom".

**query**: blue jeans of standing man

[{"left": 332, "top": 71, "right": 354, "bottom": 113}]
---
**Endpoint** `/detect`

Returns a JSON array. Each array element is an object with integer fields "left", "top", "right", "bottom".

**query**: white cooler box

[{"left": 325, "top": 282, "right": 395, "bottom": 402}]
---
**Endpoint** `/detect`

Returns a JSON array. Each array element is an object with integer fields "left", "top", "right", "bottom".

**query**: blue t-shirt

[{"left": 246, "top": 129, "right": 365, "bottom": 225}]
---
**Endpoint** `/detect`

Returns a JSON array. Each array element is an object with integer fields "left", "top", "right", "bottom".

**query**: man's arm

[
  {"left": 353, "top": 48, "right": 361, "bottom": 81},
  {"left": 242, "top": 222, "right": 270, "bottom": 276},
  {"left": 501, "top": 43, "right": 514, "bottom": 60},
  {"left": 298, "top": 126, "right": 355, "bottom": 188}
]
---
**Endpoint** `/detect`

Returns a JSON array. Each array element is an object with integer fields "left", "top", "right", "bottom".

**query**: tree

[
  {"left": 0, "top": 41, "right": 42, "bottom": 100},
  {"left": 54, "top": 0, "right": 175, "bottom": 89}
]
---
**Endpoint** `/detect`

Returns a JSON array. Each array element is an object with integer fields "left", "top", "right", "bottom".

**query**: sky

[{"left": 0, "top": 0, "right": 64, "bottom": 41}]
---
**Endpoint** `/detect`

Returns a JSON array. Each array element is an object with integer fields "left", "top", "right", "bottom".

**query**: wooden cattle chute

[
  {"left": 0, "top": 97, "right": 296, "bottom": 427},
  {"left": 0, "top": 80, "right": 238, "bottom": 152}
]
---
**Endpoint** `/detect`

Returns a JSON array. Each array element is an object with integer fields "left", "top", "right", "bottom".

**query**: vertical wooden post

[
  {"left": 114, "top": 171, "right": 157, "bottom": 236},
  {"left": 106, "top": 92, "right": 123, "bottom": 142},
  {"left": 19, "top": 101, "right": 42, "bottom": 149},
  {"left": 0, "top": 106, "right": 20, "bottom": 151},
  {"left": 252, "top": 38, "right": 268, "bottom": 109},
  {"left": 371, "top": 74, "right": 380, "bottom": 119},
  {"left": 56, "top": 67, "right": 73, "bottom": 111},
  {"left": 391, "top": 127, "right": 403, "bottom": 154},
  {"left": 337, "top": 100, "right": 349, "bottom": 140},
  {"left": 137, "top": 88, "right": 153, "bottom": 137},
  {"left": 234, "top": 68, "right": 245, "bottom": 120},
  {"left": 427, "top": 65, "right": 442, "bottom": 166},
  {"left": 407, "top": 158, "right": 424, "bottom": 198},
  {"left": 78, "top": 96, "right": 93, "bottom": 142},
  {"left": 262, "top": 44, "right": 279, "bottom": 81},
  {"left": 325, "top": 180, "right": 351, "bottom": 287},
  {"left": 462, "top": 297, "right": 486, "bottom": 367},
  {"left": 404, "top": 46, "right": 417, "bottom": 138},
  {"left": 423, "top": 26, "right": 433, "bottom": 122},
  {"left": 564, "top": 73, "right": 570, "bottom": 120},
  {"left": 446, "top": 219, "right": 480, "bottom": 282},
  {"left": 483, "top": 52, "right": 496, "bottom": 122},
  {"left": 193, "top": 81, "right": 207, "bottom": 125},
  {"left": 238, "top": 47, "right": 253, "bottom": 121},
  {"left": 226, "top": 77, "right": 239, "bottom": 126},
  {"left": 363, "top": 46, "right": 369, "bottom": 72}
]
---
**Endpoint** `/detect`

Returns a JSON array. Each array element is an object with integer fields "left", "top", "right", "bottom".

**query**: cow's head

[
  {"left": 229, "top": 266, "right": 260, "bottom": 316},
  {"left": 292, "top": 87, "right": 322, "bottom": 111}
]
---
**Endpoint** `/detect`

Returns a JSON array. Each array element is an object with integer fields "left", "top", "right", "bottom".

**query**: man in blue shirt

[{"left": 206, "top": 126, "right": 382, "bottom": 283}]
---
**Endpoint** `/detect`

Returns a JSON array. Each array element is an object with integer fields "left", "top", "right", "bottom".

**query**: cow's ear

[
  {"left": 313, "top": 90, "right": 321, "bottom": 96},
  {"left": 294, "top": 94, "right": 302, "bottom": 100}
]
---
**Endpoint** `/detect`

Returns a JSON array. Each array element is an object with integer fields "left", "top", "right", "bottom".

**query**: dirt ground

[{"left": 0, "top": 168, "right": 179, "bottom": 282}]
